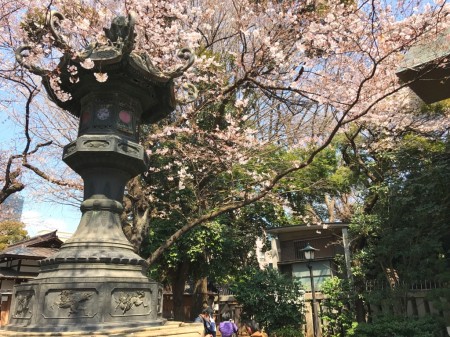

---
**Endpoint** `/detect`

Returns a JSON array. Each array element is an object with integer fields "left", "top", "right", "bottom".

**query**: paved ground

[{"left": 1, "top": 321, "right": 203, "bottom": 337}]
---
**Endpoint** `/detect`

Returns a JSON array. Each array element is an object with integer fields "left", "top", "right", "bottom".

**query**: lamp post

[
  {"left": 5, "top": 11, "right": 194, "bottom": 334},
  {"left": 300, "top": 243, "right": 319, "bottom": 337}
]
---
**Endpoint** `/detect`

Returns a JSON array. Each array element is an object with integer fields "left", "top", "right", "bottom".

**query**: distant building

[
  {"left": 36, "top": 230, "right": 73, "bottom": 242},
  {"left": 266, "top": 223, "right": 351, "bottom": 291},
  {"left": 0, "top": 195, "right": 24, "bottom": 222},
  {"left": 266, "top": 223, "right": 351, "bottom": 337},
  {"left": 0, "top": 231, "right": 64, "bottom": 326}
]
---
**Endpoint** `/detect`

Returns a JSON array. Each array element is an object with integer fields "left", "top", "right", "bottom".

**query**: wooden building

[
  {"left": 0, "top": 231, "right": 63, "bottom": 326},
  {"left": 266, "top": 223, "right": 351, "bottom": 337},
  {"left": 266, "top": 223, "right": 351, "bottom": 290}
]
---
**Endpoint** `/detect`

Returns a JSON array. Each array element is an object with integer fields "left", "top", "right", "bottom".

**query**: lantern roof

[
  {"left": 16, "top": 11, "right": 194, "bottom": 124},
  {"left": 300, "top": 243, "right": 318, "bottom": 253}
]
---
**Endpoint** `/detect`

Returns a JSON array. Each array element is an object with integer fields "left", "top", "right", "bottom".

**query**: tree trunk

[
  {"left": 172, "top": 261, "right": 190, "bottom": 321},
  {"left": 324, "top": 194, "right": 335, "bottom": 222},
  {"left": 355, "top": 297, "right": 366, "bottom": 323},
  {"left": 192, "top": 277, "right": 208, "bottom": 321}
]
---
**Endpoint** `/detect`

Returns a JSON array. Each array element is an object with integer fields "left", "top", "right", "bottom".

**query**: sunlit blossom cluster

[{"left": 1, "top": 0, "right": 449, "bottom": 225}]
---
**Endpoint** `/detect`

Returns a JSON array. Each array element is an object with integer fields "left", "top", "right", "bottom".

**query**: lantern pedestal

[{"left": 5, "top": 133, "right": 164, "bottom": 333}]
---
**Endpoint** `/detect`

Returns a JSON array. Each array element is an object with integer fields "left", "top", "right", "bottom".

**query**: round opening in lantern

[{"left": 119, "top": 110, "right": 132, "bottom": 124}]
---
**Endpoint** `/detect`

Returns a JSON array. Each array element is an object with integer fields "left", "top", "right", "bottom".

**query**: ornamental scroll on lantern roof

[
  {"left": 15, "top": 11, "right": 195, "bottom": 124},
  {"left": 396, "top": 27, "right": 450, "bottom": 104}
]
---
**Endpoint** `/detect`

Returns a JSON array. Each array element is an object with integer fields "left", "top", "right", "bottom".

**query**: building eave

[{"left": 266, "top": 222, "right": 349, "bottom": 235}]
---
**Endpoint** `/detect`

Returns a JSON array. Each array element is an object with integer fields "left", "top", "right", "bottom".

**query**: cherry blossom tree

[{"left": 1, "top": 0, "right": 449, "bottom": 268}]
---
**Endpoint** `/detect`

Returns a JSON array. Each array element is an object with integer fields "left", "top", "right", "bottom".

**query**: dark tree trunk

[
  {"left": 192, "top": 277, "right": 208, "bottom": 321},
  {"left": 355, "top": 297, "right": 366, "bottom": 323},
  {"left": 172, "top": 261, "right": 189, "bottom": 321}
]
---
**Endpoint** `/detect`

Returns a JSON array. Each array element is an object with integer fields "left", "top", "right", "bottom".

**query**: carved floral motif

[
  {"left": 114, "top": 290, "right": 149, "bottom": 314},
  {"left": 83, "top": 140, "right": 110, "bottom": 148}
]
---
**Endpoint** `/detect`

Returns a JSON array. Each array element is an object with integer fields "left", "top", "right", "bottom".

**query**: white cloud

[{"left": 21, "top": 206, "right": 79, "bottom": 237}]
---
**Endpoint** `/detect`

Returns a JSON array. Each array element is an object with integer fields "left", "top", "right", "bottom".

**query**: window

[{"left": 292, "top": 260, "right": 332, "bottom": 291}]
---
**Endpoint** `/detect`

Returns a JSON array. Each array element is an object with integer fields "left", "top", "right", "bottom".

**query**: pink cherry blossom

[{"left": 94, "top": 72, "right": 108, "bottom": 82}]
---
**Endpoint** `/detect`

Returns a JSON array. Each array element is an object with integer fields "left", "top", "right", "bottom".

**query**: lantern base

[{"left": 4, "top": 272, "right": 165, "bottom": 333}]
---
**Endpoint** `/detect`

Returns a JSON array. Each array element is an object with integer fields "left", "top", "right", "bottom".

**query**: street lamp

[{"left": 300, "top": 243, "right": 319, "bottom": 337}]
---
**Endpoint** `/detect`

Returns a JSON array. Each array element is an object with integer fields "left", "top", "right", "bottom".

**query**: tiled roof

[
  {"left": 0, "top": 230, "right": 63, "bottom": 259},
  {"left": 0, "top": 246, "right": 59, "bottom": 259},
  {"left": 0, "top": 231, "right": 63, "bottom": 283},
  {"left": 4, "top": 230, "right": 63, "bottom": 249}
]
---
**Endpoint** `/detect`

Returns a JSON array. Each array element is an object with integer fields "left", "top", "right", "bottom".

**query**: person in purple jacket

[{"left": 219, "top": 313, "right": 238, "bottom": 337}]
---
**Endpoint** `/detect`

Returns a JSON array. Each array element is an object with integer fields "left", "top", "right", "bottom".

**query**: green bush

[
  {"left": 231, "top": 267, "right": 304, "bottom": 335},
  {"left": 272, "top": 326, "right": 303, "bottom": 337},
  {"left": 346, "top": 315, "right": 445, "bottom": 337},
  {"left": 320, "top": 276, "right": 355, "bottom": 337}
]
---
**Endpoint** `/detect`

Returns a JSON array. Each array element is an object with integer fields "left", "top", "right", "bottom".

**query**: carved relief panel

[
  {"left": 110, "top": 289, "right": 152, "bottom": 317},
  {"left": 43, "top": 289, "right": 97, "bottom": 319},
  {"left": 12, "top": 290, "right": 34, "bottom": 319}
]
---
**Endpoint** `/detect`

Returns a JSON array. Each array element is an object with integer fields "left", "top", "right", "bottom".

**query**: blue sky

[
  {"left": 1, "top": 114, "right": 80, "bottom": 237},
  {"left": 20, "top": 199, "right": 80, "bottom": 237}
]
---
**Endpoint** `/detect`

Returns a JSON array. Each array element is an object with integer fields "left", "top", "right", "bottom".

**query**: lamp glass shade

[
  {"left": 304, "top": 250, "right": 314, "bottom": 260},
  {"left": 300, "top": 243, "right": 317, "bottom": 261}
]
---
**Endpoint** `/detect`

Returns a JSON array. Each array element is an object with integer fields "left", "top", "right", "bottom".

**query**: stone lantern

[{"left": 5, "top": 11, "right": 195, "bottom": 334}]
